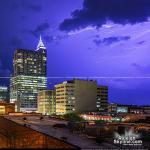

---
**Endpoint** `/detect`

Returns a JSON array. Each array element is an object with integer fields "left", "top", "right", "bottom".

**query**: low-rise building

[
  {"left": 0, "top": 102, "right": 15, "bottom": 114},
  {"left": 108, "top": 103, "right": 117, "bottom": 113},
  {"left": 109, "top": 103, "right": 129, "bottom": 114},
  {"left": 108, "top": 103, "right": 150, "bottom": 114},
  {"left": 81, "top": 114, "right": 112, "bottom": 121},
  {"left": 142, "top": 106, "right": 150, "bottom": 114},
  {"left": 129, "top": 106, "right": 144, "bottom": 114},
  {"left": 0, "top": 86, "right": 9, "bottom": 102},
  {"left": 97, "top": 86, "right": 108, "bottom": 112},
  {"left": 38, "top": 90, "right": 55, "bottom": 115}
]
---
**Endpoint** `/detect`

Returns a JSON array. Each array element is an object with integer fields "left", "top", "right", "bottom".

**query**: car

[
  {"left": 23, "top": 117, "right": 27, "bottom": 121},
  {"left": 52, "top": 123, "right": 66, "bottom": 128}
]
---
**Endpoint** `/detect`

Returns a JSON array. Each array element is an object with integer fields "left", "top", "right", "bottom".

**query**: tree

[{"left": 62, "top": 113, "right": 84, "bottom": 122}]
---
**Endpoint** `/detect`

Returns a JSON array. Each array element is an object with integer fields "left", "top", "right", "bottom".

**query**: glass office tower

[{"left": 10, "top": 36, "right": 47, "bottom": 112}]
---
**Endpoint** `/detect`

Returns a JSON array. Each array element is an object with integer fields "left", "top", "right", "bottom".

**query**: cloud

[
  {"left": 137, "top": 41, "right": 145, "bottom": 45},
  {"left": 21, "top": 2, "right": 42, "bottom": 12},
  {"left": 30, "top": 23, "right": 50, "bottom": 37},
  {"left": 93, "top": 36, "right": 130, "bottom": 46},
  {"left": 10, "top": 1, "right": 20, "bottom": 11},
  {"left": 43, "top": 34, "right": 69, "bottom": 44},
  {"left": 10, "top": 36, "right": 23, "bottom": 47},
  {"left": 0, "top": 60, "right": 10, "bottom": 78},
  {"left": 11, "top": 1, "right": 42, "bottom": 12},
  {"left": 131, "top": 63, "right": 142, "bottom": 71},
  {"left": 59, "top": 0, "right": 150, "bottom": 31},
  {"left": 0, "top": 67, "right": 10, "bottom": 86},
  {"left": 93, "top": 39, "right": 102, "bottom": 45},
  {"left": 43, "top": 35, "right": 54, "bottom": 43},
  {"left": 131, "top": 63, "right": 150, "bottom": 73},
  {"left": 53, "top": 35, "right": 69, "bottom": 41},
  {"left": 0, "top": 69, "right": 10, "bottom": 77}
]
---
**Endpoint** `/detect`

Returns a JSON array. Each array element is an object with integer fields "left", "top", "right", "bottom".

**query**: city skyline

[{"left": 1, "top": 0, "right": 150, "bottom": 105}]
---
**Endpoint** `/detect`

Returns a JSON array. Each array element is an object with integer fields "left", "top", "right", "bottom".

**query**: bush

[{"left": 62, "top": 113, "right": 84, "bottom": 122}]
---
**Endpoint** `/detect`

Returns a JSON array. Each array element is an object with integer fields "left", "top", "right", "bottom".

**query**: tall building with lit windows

[{"left": 10, "top": 36, "right": 47, "bottom": 112}]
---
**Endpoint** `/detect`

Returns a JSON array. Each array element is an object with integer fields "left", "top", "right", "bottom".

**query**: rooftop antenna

[{"left": 36, "top": 35, "right": 46, "bottom": 51}]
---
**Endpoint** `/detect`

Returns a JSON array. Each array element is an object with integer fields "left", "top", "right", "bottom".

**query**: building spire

[{"left": 36, "top": 35, "right": 46, "bottom": 51}]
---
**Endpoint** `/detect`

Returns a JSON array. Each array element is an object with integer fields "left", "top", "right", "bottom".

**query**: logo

[{"left": 114, "top": 129, "right": 142, "bottom": 146}]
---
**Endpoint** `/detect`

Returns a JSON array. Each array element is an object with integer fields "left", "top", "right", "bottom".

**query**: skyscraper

[{"left": 10, "top": 36, "right": 47, "bottom": 112}]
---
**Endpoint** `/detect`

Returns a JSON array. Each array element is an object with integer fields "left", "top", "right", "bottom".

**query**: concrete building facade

[{"left": 55, "top": 79, "right": 98, "bottom": 115}]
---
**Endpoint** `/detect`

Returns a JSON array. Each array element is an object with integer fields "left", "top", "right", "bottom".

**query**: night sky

[{"left": 1, "top": 0, "right": 150, "bottom": 105}]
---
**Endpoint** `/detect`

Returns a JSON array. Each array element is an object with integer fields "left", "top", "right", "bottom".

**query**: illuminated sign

[
  {"left": 114, "top": 129, "right": 142, "bottom": 146},
  {"left": 117, "top": 107, "right": 128, "bottom": 113}
]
